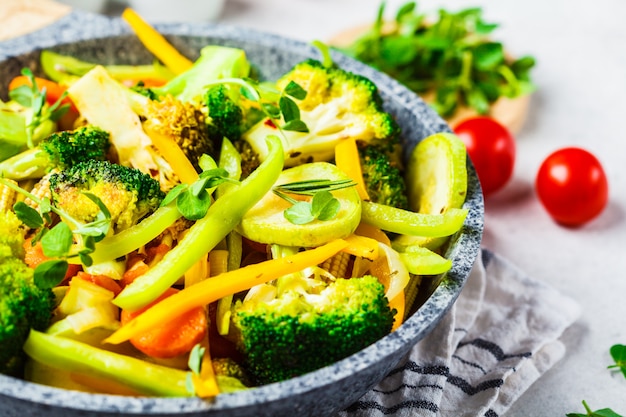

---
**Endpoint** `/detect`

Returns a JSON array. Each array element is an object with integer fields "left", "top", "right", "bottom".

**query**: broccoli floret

[
  {"left": 231, "top": 275, "right": 395, "bottom": 385},
  {"left": 359, "top": 145, "right": 409, "bottom": 209},
  {"left": 0, "top": 126, "right": 111, "bottom": 180},
  {"left": 243, "top": 59, "right": 400, "bottom": 167},
  {"left": 0, "top": 211, "right": 55, "bottom": 376},
  {"left": 143, "top": 96, "right": 214, "bottom": 171},
  {"left": 48, "top": 160, "right": 165, "bottom": 233},
  {"left": 130, "top": 81, "right": 159, "bottom": 101},
  {"left": 0, "top": 210, "right": 26, "bottom": 259},
  {"left": 205, "top": 85, "right": 244, "bottom": 144}
]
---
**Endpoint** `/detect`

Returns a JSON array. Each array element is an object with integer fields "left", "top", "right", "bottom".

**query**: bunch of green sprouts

[
  {"left": 9, "top": 68, "right": 70, "bottom": 149},
  {"left": 0, "top": 178, "right": 110, "bottom": 288}
]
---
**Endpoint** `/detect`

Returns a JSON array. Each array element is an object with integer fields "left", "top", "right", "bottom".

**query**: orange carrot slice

[{"left": 120, "top": 287, "right": 207, "bottom": 359}]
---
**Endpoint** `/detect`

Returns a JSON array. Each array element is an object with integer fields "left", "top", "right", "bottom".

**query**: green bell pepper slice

[
  {"left": 24, "top": 330, "right": 191, "bottom": 397},
  {"left": 361, "top": 201, "right": 467, "bottom": 237},
  {"left": 40, "top": 50, "right": 175, "bottom": 84}
]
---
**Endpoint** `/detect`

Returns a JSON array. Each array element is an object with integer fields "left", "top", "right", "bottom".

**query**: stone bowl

[{"left": 0, "top": 11, "right": 484, "bottom": 417}]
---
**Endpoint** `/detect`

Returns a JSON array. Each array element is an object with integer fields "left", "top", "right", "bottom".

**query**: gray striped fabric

[{"left": 338, "top": 250, "right": 581, "bottom": 417}]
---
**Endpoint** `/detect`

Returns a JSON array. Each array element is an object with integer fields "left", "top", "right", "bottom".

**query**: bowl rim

[{"left": 0, "top": 10, "right": 484, "bottom": 414}]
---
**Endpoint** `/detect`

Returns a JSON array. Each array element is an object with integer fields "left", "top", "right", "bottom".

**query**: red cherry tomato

[
  {"left": 535, "top": 147, "right": 608, "bottom": 226},
  {"left": 453, "top": 117, "right": 516, "bottom": 196}
]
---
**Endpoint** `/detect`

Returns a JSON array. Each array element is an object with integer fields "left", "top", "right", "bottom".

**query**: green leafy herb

[
  {"left": 12, "top": 201, "right": 44, "bottom": 229},
  {"left": 185, "top": 343, "right": 206, "bottom": 396},
  {"left": 188, "top": 343, "right": 206, "bottom": 375},
  {"left": 40, "top": 222, "right": 73, "bottom": 258},
  {"left": 338, "top": 1, "right": 536, "bottom": 118},
  {"left": 185, "top": 373, "right": 195, "bottom": 395},
  {"left": 34, "top": 259, "right": 69, "bottom": 289},
  {"left": 8, "top": 68, "right": 70, "bottom": 148},
  {"left": 608, "top": 344, "right": 626, "bottom": 379},
  {"left": 311, "top": 190, "right": 341, "bottom": 221},
  {"left": 283, "top": 80, "right": 308, "bottom": 100},
  {"left": 566, "top": 400, "right": 624, "bottom": 417},
  {"left": 273, "top": 179, "right": 355, "bottom": 225},
  {"left": 161, "top": 165, "right": 238, "bottom": 221}
]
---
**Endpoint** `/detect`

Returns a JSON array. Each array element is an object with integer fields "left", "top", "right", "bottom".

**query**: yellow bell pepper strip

[
  {"left": 121, "top": 8, "right": 193, "bottom": 75},
  {"left": 105, "top": 239, "right": 348, "bottom": 345},
  {"left": 361, "top": 201, "right": 468, "bottom": 237},
  {"left": 334, "top": 137, "right": 370, "bottom": 200},
  {"left": 354, "top": 221, "right": 391, "bottom": 246},
  {"left": 143, "top": 120, "right": 199, "bottom": 184},
  {"left": 342, "top": 234, "right": 379, "bottom": 261},
  {"left": 24, "top": 330, "right": 192, "bottom": 397},
  {"left": 113, "top": 135, "right": 285, "bottom": 311},
  {"left": 389, "top": 291, "right": 405, "bottom": 332}
]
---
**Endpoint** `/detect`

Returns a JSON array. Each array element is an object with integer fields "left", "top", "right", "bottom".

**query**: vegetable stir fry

[{"left": 0, "top": 11, "right": 469, "bottom": 397}]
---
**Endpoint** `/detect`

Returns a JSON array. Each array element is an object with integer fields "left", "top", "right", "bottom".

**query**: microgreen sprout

[
  {"left": 185, "top": 343, "right": 206, "bottom": 395},
  {"left": 272, "top": 178, "right": 356, "bottom": 225},
  {"left": 8, "top": 68, "right": 70, "bottom": 148},
  {"left": 566, "top": 400, "right": 624, "bottom": 417},
  {"left": 161, "top": 162, "right": 240, "bottom": 221},
  {"left": 188, "top": 343, "right": 206, "bottom": 375},
  {"left": 608, "top": 344, "right": 626, "bottom": 379}
]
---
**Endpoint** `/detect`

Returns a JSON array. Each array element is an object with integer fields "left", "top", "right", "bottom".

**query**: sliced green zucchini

[
  {"left": 237, "top": 162, "right": 361, "bottom": 247},
  {"left": 395, "top": 132, "right": 468, "bottom": 250}
]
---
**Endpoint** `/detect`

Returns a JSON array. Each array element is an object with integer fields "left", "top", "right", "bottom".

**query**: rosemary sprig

[{"left": 273, "top": 178, "right": 356, "bottom": 196}]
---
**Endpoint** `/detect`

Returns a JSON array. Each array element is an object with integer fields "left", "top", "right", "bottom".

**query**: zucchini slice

[{"left": 238, "top": 162, "right": 361, "bottom": 247}]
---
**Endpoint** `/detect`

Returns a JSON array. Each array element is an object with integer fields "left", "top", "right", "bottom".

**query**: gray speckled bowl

[{"left": 0, "top": 11, "right": 483, "bottom": 417}]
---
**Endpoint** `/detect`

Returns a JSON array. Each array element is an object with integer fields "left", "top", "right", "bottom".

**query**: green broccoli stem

[
  {"left": 88, "top": 205, "right": 182, "bottom": 265},
  {"left": 23, "top": 330, "right": 191, "bottom": 397},
  {"left": 113, "top": 135, "right": 285, "bottom": 311},
  {"left": 361, "top": 201, "right": 468, "bottom": 237},
  {"left": 0, "top": 147, "right": 50, "bottom": 180}
]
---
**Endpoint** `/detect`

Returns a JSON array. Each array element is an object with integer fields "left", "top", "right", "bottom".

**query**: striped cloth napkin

[{"left": 337, "top": 249, "right": 581, "bottom": 417}]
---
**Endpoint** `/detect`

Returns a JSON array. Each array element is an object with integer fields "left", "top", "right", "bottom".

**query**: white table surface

[
  {"left": 213, "top": 0, "right": 626, "bottom": 415},
  {"left": 17, "top": 0, "right": 626, "bottom": 414}
]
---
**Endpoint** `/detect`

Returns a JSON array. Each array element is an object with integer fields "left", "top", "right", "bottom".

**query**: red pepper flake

[{"left": 264, "top": 119, "right": 277, "bottom": 129}]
